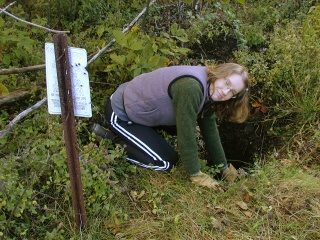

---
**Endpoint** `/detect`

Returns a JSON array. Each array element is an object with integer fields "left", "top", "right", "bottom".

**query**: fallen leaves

[
  {"left": 236, "top": 200, "right": 254, "bottom": 217},
  {"left": 236, "top": 200, "right": 248, "bottom": 210},
  {"left": 129, "top": 190, "right": 145, "bottom": 202},
  {"left": 211, "top": 217, "right": 223, "bottom": 231},
  {"left": 104, "top": 216, "right": 122, "bottom": 236},
  {"left": 252, "top": 99, "right": 268, "bottom": 113}
]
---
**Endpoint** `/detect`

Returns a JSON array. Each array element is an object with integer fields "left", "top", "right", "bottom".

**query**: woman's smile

[{"left": 210, "top": 74, "right": 245, "bottom": 101}]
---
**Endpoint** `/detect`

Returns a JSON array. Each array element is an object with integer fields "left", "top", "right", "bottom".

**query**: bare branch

[
  {"left": 0, "top": 1, "right": 157, "bottom": 138},
  {"left": 0, "top": 1, "right": 15, "bottom": 14},
  {"left": 0, "top": 0, "right": 156, "bottom": 74},
  {"left": 0, "top": 2, "right": 70, "bottom": 34},
  {"left": 0, "top": 64, "right": 45, "bottom": 75},
  {"left": 0, "top": 89, "right": 31, "bottom": 107},
  {"left": 88, "top": 0, "right": 157, "bottom": 65},
  {"left": 0, "top": 97, "right": 47, "bottom": 138}
]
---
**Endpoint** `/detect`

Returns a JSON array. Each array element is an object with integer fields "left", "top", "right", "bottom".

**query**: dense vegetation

[{"left": 0, "top": 0, "right": 319, "bottom": 239}]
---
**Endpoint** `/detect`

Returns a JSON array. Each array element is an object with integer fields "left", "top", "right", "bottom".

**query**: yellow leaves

[
  {"left": 252, "top": 99, "right": 268, "bottom": 113},
  {"left": 104, "top": 215, "right": 122, "bottom": 236},
  {"left": 112, "top": 227, "right": 121, "bottom": 235},
  {"left": 173, "top": 214, "right": 180, "bottom": 224},
  {"left": 251, "top": 100, "right": 263, "bottom": 108},
  {"left": 104, "top": 222, "right": 121, "bottom": 236},
  {"left": 131, "top": 25, "right": 140, "bottom": 34},
  {"left": 129, "top": 190, "right": 145, "bottom": 202},
  {"left": 0, "top": 82, "right": 9, "bottom": 96},
  {"left": 0, "top": 200, "right": 6, "bottom": 208}
]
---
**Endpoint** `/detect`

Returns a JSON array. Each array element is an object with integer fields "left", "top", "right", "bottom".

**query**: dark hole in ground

[
  {"left": 187, "top": 34, "right": 238, "bottom": 62},
  {"left": 218, "top": 121, "right": 264, "bottom": 169}
]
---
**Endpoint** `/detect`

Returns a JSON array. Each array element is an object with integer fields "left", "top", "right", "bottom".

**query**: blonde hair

[{"left": 206, "top": 63, "right": 250, "bottom": 123}]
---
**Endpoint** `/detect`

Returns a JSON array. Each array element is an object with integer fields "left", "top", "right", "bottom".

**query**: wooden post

[{"left": 53, "top": 34, "right": 87, "bottom": 228}]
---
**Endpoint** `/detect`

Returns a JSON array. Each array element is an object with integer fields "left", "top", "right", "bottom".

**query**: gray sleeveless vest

[{"left": 123, "top": 66, "right": 208, "bottom": 126}]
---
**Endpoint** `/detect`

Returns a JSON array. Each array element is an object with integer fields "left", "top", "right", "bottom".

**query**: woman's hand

[{"left": 190, "top": 172, "right": 225, "bottom": 192}]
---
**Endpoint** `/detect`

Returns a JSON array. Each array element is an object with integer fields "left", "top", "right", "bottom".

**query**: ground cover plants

[{"left": 1, "top": 0, "right": 320, "bottom": 239}]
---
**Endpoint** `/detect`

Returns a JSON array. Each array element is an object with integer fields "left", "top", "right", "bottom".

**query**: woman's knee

[{"left": 162, "top": 150, "right": 179, "bottom": 170}]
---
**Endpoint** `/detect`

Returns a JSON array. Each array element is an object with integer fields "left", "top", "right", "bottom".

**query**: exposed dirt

[{"left": 218, "top": 120, "right": 271, "bottom": 169}]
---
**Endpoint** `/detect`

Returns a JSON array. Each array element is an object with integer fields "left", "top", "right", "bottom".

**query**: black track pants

[{"left": 104, "top": 98, "right": 179, "bottom": 171}]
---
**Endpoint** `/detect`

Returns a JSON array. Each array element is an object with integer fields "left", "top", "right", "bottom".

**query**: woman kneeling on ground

[{"left": 91, "top": 63, "right": 250, "bottom": 192}]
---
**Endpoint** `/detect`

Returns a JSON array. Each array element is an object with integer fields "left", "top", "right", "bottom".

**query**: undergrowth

[
  {"left": 40, "top": 157, "right": 320, "bottom": 240},
  {"left": 1, "top": 0, "right": 320, "bottom": 239}
]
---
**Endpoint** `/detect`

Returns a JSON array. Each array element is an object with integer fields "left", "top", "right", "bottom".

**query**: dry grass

[
  {"left": 276, "top": 121, "right": 320, "bottom": 166},
  {"left": 98, "top": 161, "right": 320, "bottom": 240}
]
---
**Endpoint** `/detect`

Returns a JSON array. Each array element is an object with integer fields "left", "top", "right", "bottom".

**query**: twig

[
  {"left": 0, "top": 64, "right": 45, "bottom": 75},
  {"left": 301, "top": 143, "right": 319, "bottom": 162},
  {"left": 0, "top": 0, "right": 156, "bottom": 73},
  {"left": 0, "top": 97, "right": 47, "bottom": 138},
  {"left": 1, "top": 0, "right": 157, "bottom": 74},
  {"left": 0, "top": 89, "right": 31, "bottom": 107},
  {"left": 0, "top": 1, "right": 15, "bottom": 13},
  {"left": 1, "top": 1, "right": 157, "bottom": 138},
  {"left": 0, "top": 2, "right": 69, "bottom": 34},
  {"left": 87, "top": 0, "right": 157, "bottom": 65}
]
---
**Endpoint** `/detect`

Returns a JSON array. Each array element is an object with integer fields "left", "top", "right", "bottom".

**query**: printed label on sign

[{"left": 45, "top": 42, "right": 92, "bottom": 117}]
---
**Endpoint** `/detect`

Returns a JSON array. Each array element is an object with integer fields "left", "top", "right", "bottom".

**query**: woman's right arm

[{"left": 170, "top": 77, "right": 203, "bottom": 175}]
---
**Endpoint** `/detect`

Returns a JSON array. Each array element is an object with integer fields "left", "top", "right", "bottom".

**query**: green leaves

[
  {"left": 104, "top": 26, "right": 188, "bottom": 81},
  {"left": 0, "top": 16, "right": 4, "bottom": 27},
  {"left": 0, "top": 82, "right": 9, "bottom": 96},
  {"left": 110, "top": 53, "right": 126, "bottom": 65},
  {"left": 97, "top": 25, "right": 105, "bottom": 38},
  {"left": 0, "top": 25, "right": 40, "bottom": 69},
  {"left": 113, "top": 29, "right": 146, "bottom": 50},
  {"left": 170, "top": 23, "right": 189, "bottom": 42},
  {"left": 113, "top": 29, "right": 127, "bottom": 47},
  {"left": 129, "top": 40, "right": 145, "bottom": 50},
  {"left": 236, "top": 0, "right": 245, "bottom": 4}
]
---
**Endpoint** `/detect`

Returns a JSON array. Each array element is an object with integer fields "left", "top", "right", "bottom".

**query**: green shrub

[
  {"left": 266, "top": 5, "right": 320, "bottom": 122},
  {"left": 98, "top": 25, "right": 190, "bottom": 84},
  {"left": 0, "top": 109, "right": 131, "bottom": 238}
]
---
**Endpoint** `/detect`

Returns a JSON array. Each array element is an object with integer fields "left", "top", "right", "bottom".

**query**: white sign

[{"left": 45, "top": 42, "right": 92, "bottom": 117}]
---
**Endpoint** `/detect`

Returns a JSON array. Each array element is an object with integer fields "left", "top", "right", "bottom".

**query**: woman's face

[{"left": 210, "top": 74, "right": 245, "bottom": 101}]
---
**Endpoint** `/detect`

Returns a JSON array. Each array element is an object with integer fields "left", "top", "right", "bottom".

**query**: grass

[
  {"left": 1, "top": 1, "right": 320, "bottom": 239},
  {"left": 66, "top": 157, "right": 320, "bottom": 240},
  {"left": 2, "top": 120, "right": 318, "bottom": 239}
]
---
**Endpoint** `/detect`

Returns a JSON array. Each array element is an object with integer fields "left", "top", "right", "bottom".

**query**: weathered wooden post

[{"left": 53, "top": 34, "right": 87, "bottom": 228}]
